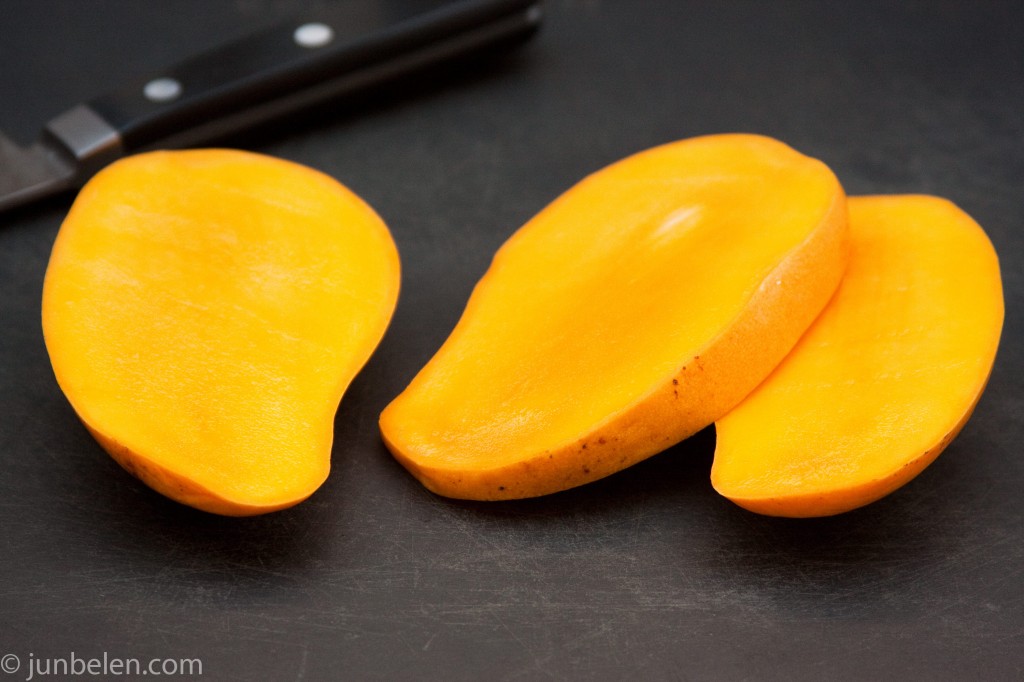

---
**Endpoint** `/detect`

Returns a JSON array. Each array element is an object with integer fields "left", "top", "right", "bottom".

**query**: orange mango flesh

[
  {"left": 42, "top": 149, "right": 400, "bottom": 515},
  {"left": 712, "top": 195, "right": 1004, "bottom": 517},
  {"left": 380, "top": 134, "right": 849, "bottom": 500}
]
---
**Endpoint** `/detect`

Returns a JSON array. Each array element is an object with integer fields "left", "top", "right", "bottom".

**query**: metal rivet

[
  {"left": 294, "top": 22, "right": 334, "bottom": 48},
  {"left": 143, "top": 77, "right": 182, "bottom": 103}
]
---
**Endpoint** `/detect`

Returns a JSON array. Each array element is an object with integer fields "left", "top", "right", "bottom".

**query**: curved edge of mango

[
  {"left": 86, "top": 423, "right": 322, "bottom": 516},
  {"left": 711, "top": 385, "right": 985, "bottom": 518}
]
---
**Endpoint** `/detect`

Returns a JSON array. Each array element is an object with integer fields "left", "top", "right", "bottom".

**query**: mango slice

[
  {"left": 380, "top": 134, "right": 849, "bottom": 500},
  {"left": 42, "top": 149, "right": 400, "bottom": 515},
  {"left": 712, "top": 195, "right": 1004, "bottom": 517}
]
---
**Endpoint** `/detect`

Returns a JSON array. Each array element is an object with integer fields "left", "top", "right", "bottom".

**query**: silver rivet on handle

[
  {"left": 143, "top": 77, "right": 183, "bottom": 102},
  {"left": 293, "top": 23, "right": 334, "bottom": 48}
]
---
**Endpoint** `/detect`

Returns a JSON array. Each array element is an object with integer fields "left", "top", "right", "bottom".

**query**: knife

[{"left": 0, "top": 0, "right": 542, "bottom": 214}]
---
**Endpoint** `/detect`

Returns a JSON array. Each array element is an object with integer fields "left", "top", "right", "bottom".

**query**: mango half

[
  {"left": 381, "top": 134, "right": 849, "bottom": 500},
  {"left": 43, "top": 149, "right": 400, "bottom": 515},
  {"left": 712, "top": 195, "right": 1004, "bottom": 516}
]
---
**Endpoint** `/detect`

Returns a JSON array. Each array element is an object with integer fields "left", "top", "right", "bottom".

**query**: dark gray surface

[{"left": 1, "top": 1, "right": 1022, "bottom": 680}]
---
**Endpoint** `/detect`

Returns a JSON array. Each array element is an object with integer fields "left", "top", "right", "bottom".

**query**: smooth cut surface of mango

[
  {"left": 43, "top": 149, "right": 400, "bottom": 515},
  {"left": 712, "top": 195, "right": 1004, "bottom": 517},
  {"left": 381, "top": 134, "right": 849, "bottom": 500}
]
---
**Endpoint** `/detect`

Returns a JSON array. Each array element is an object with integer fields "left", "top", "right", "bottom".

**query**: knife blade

[{"left": 0, "top": 0, "right": 542, "bottom": 214}]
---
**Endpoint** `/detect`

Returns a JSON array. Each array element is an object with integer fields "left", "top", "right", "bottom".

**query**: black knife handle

[{"left": 44, "top": 0, "right": 541, "bottom": 171}]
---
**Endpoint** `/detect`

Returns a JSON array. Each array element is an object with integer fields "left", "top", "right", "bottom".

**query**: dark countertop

[{"left": 1, "top": 1, "right": 1022, "bottom": 680}]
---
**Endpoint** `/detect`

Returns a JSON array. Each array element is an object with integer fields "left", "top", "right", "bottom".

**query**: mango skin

[
  {"left": 381, "top": 134, "right": 850, "bottom": 500},
  {"left": 42, "top": 149, "right": 400, "bottom": 515}
]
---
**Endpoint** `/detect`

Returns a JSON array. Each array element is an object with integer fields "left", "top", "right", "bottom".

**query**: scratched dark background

[{"left": 1, "top": 1, "right": 1022, "bottom": 680}]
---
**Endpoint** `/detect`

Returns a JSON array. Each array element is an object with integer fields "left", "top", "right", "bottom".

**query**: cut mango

[
  {"left": 42, "top": 149, "right": 400, "bottom": 515},
  {"left": 712, "top": 195, "right": 1004, "bottom": 517},
  {"left": 380, "top": 134, "right": 849, "bottom": 499}
]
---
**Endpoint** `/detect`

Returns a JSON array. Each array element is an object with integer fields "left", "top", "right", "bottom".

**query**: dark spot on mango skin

[
  {"left": 119, "top": 457, "right": 138, "bottom": 477},
  {"left": 583, "top": 467, "right": 590, "bottom": 474},
  {"left": 499, "top": 486, "right": 505, "bottom": 491},
  {"left": 672, "top": 378, "right": 678, "bottom": 385},
  {"left": 598, "top": 437, "right": 606, "bottom": 445}
]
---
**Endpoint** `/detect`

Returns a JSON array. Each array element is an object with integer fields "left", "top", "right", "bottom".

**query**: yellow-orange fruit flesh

[
  {"left": 42, "top": 149, "right": 400, "bottom": 515},
  {"left": 381, "top": 134, "right": 849, "bottom": 500},
  {"left": 712, "top": 195, "right": 1004, "bottom": 517}
]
